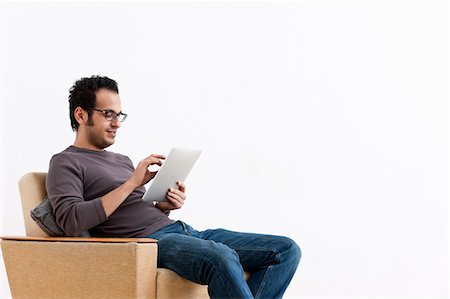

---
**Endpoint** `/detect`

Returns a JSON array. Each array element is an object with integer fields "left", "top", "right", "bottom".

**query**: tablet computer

[{"left": 142, "top": 147, "right": 201, "bottom": 202}]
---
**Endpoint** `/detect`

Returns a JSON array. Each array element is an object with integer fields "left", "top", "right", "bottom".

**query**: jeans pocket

[{"left": 178, "top": 221, "right": 194, "bottom": 236}]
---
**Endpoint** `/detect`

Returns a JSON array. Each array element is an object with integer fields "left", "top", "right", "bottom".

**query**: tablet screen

[{"left": 142, "top": 147, "right": 201, "bottom": 202}]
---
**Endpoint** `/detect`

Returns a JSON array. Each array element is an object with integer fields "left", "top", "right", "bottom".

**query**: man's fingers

[
  {"left": 177, "top": 181, "right": 186, "bottom": 193},
  {"left": 168, "top": 188, "right": 185, "bottom": 200},
  {"left": 167, "top": 194, "right": 183, "bottom": 209},
  {"left": 169, "top": 187, "right": 186, "bottom": 200},
  {"left": 146, "top": 158, "right": 163, "bottom": 166},
  {"left": 148, "top": 171, "right": 158, "bottom": 179},
  {"left": 147, "top": 154, "right": 166, "bottom": 163},
  {"left": 149, "top": 154, "right": 166, "bottom": 159},
  {"left": 140, "top": 154, "right": 166, "bottom": 168}
]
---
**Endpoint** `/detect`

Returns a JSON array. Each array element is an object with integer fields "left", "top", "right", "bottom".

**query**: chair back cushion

[
  {"left": 19, "top": 172, "right": 49, "bottom": 237},
  {"left": 30, "top": 196, "right": 66, "bottom": 236},
  {"left": 20, "top": 172, "right": 91, "bottom": 237}
]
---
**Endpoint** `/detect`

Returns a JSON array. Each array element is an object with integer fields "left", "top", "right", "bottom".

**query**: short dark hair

[{"left": 68, "top": 76, "right": 119, "bottom": 131}]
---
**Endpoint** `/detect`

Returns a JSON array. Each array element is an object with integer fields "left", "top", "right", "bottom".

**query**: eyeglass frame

[{"left": 89, "top": 108, "right": 128, "bottom": 122}]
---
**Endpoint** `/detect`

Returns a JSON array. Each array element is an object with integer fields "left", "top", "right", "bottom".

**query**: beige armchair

[{"left": 1, "top": 172, "right": 210, "bottom": 299}]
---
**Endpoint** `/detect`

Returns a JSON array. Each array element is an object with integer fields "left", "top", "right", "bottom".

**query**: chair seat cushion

[
  {"left": 156, "top": 268, "right": 251, "bottom": 299},
  {"left": 156, "top": 268, "right": 209, "bottom": 299}
]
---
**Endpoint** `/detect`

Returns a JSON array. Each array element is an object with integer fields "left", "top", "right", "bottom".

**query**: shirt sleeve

[{"left": 46, "top": 153, "right": 108, "bottom": 237}]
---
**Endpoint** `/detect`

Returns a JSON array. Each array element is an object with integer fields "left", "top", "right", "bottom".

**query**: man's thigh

[{"left": 155, "top": 232, "right": 242, "bottom": 284}]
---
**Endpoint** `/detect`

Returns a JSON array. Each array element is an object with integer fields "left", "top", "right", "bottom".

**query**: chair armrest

[
  {"left": 1, "top": 236, "right": 158, "bottom": 299},
  {"left": 1, "top": 235, "right": 157, "bottom": 243}
]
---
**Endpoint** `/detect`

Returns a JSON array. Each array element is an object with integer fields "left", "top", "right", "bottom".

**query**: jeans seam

[
  {"left": 204, "top": 255, "right": 238, "bottom": 298},
  {"left": 179, "top": 221, "right": 192, "bottom": 236},
  {"left": 175, "top": 251, "right": 239, "bottom": 298},
  {"left": 254, "top": 263, "right": 273, "bottom": 299}
]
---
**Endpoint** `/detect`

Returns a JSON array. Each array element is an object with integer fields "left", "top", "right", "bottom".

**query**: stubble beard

[{"left": 86, "top": 122, "right": 114, "bottom": 150}]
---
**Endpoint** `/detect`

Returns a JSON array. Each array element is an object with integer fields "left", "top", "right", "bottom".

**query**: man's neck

[{"left": 73, "top": 137, "right": 104, "bottom": 152}]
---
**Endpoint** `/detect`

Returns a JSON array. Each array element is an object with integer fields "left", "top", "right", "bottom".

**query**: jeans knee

[
  {"left": 279, "top": 237, "right": 301, "bottom": 266},
  {"left": 290, "top": 240, "right": 301, "bottom": 265}
]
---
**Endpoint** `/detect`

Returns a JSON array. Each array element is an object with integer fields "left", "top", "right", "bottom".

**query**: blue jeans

[{"left": 147, "top": 221, "right": 301, "bottom": 299}]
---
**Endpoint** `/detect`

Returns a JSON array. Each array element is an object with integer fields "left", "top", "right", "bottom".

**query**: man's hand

[
  {"left": 157, "top": 181, "right": 186, "bottom": 212},
  {"left": 127, "top": 154, "right": 166, "bottom": 189},
  {"left": 101, "top": 154, "right": 165, "bottom": 218}
]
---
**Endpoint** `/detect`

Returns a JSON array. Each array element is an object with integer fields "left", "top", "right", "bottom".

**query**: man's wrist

[{"left": 155, "top": 202, "right": 170, "bottom": 216}]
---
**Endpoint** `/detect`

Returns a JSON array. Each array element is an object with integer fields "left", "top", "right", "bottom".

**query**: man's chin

[
  {"left": 94, "top": 139, "right": 114, "bottom": 150},
  {"left": 104, "top": 140, "right": 115, "bottom": 148}
]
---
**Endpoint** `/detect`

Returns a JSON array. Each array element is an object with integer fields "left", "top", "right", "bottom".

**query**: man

[{"left": 46, "top": 75, "right": 301, "bottom": 299}]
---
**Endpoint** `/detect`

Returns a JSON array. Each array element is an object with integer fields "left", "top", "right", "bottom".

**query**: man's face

[{"left": 85, "top": 88, "right": 122, "bottom": 150}]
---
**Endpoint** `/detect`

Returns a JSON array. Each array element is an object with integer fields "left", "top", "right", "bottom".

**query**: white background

[{"left": 1, "top": 1, "right": 448, "bottom": 298}]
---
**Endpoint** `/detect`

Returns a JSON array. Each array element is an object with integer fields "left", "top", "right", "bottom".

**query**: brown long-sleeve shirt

[{"left": 46, "top": 146, "right": 173, "bottom": 237}]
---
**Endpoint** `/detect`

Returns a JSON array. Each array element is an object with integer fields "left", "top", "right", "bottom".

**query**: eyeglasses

[{"left": 90, "top": 108, "right": 128, "bottom": 122}]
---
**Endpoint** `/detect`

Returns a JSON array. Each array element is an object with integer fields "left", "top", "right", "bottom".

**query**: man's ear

[{"left": 74, "top": 107, "right": 87, "bottom": 126}]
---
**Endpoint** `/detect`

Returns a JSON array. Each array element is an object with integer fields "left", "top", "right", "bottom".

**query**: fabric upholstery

[
  {"left": 156, "top": 268, "right": 209, "bottom": 299},
  {"left": 19, "top": 172, "right": 49, "bottom": 237},
  {"left": 30, "top": 196, "right": 66, "bottom": 236}
]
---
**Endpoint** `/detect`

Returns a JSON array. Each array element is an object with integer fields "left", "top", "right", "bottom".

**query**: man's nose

[{"left": 111, "top": 118, "right": 121, "bottom": 128}]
